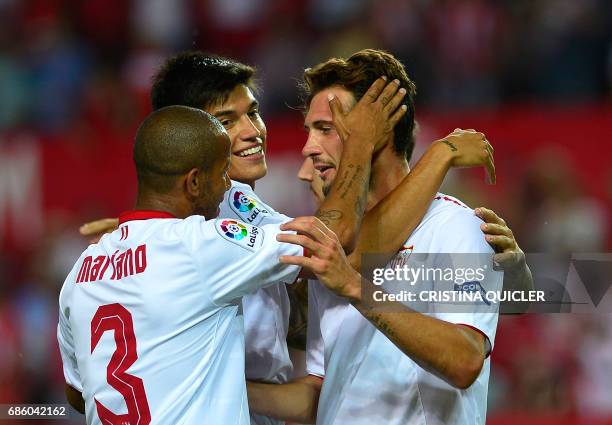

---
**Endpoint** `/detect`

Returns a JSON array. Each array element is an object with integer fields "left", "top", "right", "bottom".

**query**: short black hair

[
  {"left": 134, "top": 105, "right": 227, "bottom": 193},
  {"left": 151, "top": 51, "right": 257, "bottom": 111},
  {"left": 302, "top": 49, "right": 417, "bottom": 161}
]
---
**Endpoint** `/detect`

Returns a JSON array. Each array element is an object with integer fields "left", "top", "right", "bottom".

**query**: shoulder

[
  {"left": 221, "top": 180, "right": 288, "bottom": 225},
  {"left": 59, "top": 249, "right": 93, "bottom": 306},
  {"left": 428, "top": 194, "right": 491, "bottom": 252},
  {"left": 153, "top": 216, "right": 206, "bottom": 240},
  {"left": 427, "top": 194, "right": 479, "bottom": 227}
]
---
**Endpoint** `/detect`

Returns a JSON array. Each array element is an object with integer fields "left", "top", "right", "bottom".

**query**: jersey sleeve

[
  {"left": 192, "top": 217, "right": 303, "bottom": 306},
  {"left": 306, "top": 280, "right": 325, "bottom": 378},
  {"left": 220, "top": 181, "right": 292, "bottom": 226},
  {"left": 57, "top": 283, "right": 83, "bottom": 392},
  {"left": 429, "top": 210, "right": 503, "bottom": 356}
]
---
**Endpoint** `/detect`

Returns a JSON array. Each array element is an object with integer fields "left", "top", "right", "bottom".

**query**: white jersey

[
  {"left": 220, "top": 180, "right": 294, "bottom": 425},
  {"left": 57, "top": 210, "right": 301, "bottom": 425},
  {"left": 306, "top": 194, "right": 503, "bottom": 425}
]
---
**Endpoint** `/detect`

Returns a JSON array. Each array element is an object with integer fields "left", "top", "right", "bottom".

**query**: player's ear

[{"left": 185, "top": 168, "right": 202, "bottom": 198}]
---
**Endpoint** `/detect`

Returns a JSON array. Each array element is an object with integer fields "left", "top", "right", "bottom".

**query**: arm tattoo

[
  {"left": 354, "top": 192, "right": 366, "bottom": 217},
  {"left": 336, "top": 164, "right": 364, "bottom": 200},
  {"left": 316, "top": 209, "right": 343, "bottom": 226},
  {"left": 356, "top": 168, "right": 369, "bottom": 216},
  {"left": 367, "top": 313, "right": 397, "bottom": 339},
  {"left": 441, "top": 139, "right": 457, "bottom": 152}
]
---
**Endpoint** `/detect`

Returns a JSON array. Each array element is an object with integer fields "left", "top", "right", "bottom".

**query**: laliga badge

[
  {"left": 215, "top": 219, "right": 264, "bottom": 252},
  {"left": 228, "top": 188, "right": 271, "bottom": 225}
]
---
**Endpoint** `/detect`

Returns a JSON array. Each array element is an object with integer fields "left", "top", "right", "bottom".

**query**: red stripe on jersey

[
  {"left": 119, "top": 210, "right": 177, "bottom": 225},
  {"left": 433, "top": 195, "right": 468, "bottom": 209}
]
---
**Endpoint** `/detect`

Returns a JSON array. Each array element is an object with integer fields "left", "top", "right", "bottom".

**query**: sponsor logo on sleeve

[
  {"left": 215, "top": 219, "right": 264, "bottom": 252},
  {"left": 228, "top": 188, "right": 271, "bottom": 225},
  {"left": 454, "top": 281, "right": 491, "bottom": 305}
]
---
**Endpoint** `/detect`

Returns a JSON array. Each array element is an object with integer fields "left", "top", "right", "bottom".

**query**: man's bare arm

[
  {"left": 348, "top": 129, "right": 495, "bottom": 271},
  {"left": 79, "top": 218, "right": 118, "bottom": 243},
  {"left": 349, "top": 282, "right": 487, "bottom": 389},
  {"left": 279, "top": 218, "right": 489, "bottom": 390},
  {"left": 247, "top": 375, "right": 322, "bottom": 424},
  {"left": 313, "top": 78, "right": 407, "bottom": 254}
]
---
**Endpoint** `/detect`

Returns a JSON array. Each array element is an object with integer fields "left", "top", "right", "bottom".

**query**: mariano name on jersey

[{"left": 58, "top": 210, "right": 301, "bottom": 425}]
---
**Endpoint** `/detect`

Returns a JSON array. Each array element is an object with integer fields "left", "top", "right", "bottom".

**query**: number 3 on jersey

[{"left": 91, "top": 303, "right": 151, "bottom": 425}]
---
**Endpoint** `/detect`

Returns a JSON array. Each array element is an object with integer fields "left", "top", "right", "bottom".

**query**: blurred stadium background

[{"left": 0, "top": 0, "right": 611, "bottom": 424}]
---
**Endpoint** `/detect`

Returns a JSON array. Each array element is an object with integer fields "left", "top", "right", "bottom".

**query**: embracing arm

[
  {"left": 247, "top": 375, "right": 323, "bottom": 424},
  {"left": 279, "top": 218, "right": 492, "bottom": 390},
  {"left": 349, "top": 129, "right": 495, "bottom": 271},
  {"left": 347, "top": 276, "right": 487, "bottom": 389}
]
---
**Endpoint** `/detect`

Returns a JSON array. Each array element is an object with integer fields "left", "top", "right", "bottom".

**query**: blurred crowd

[
  {"left": 0, "top": 0, "right": 611, "bottom": 423},
  {"left": 0, "top": 0, "right": 611, "bottom": 133}
]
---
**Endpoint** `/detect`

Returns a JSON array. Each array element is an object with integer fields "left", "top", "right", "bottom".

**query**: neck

[
  {"left": 365, "top": 145, "right": 409, "bottom": 212},
  {"left": 135, "top": 191, "right": 191, "bottom": 219}
]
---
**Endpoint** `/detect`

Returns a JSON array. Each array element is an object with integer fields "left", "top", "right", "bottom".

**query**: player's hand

[
  {"left": 79, "top": 218, "right": 118, "bottom": 243},
  {"left": 475, "top": 207, "right": 524, "bottom": 270},
  {"left": 329, "top": 77, "right": 408, "bottom": 153},
  {"left": 432, "top": 128, "right": 496, "bottom": 184},
  {"left": 276, "top": 217, "right": 362, "bottom": 301}
]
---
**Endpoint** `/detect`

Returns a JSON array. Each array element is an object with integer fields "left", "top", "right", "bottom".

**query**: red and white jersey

[
  {"left": 220, "top": 180, "right": 294, "bottom": 425},
  {"left": 306, "top": 194, "right": 503, "bottom": 425},
  {"left": 57, "top": 210, "right": 301, "bottom": 425}
]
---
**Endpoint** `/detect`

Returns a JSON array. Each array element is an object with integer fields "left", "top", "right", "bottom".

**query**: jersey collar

[{"left": 118, "top": 210, "right": 177, "bottom": 225}]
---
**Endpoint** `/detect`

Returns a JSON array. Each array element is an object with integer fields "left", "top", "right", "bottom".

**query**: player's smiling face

[
  {"left": 207, "top": 84, "right": 267, "bottom": 187},
  {"left": 303, "top": 86, "right": 355, "bottom": 195}
]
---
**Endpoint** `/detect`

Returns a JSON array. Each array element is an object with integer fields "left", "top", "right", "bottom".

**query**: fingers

[
  {"left": 280, "top": 217, "right": 335, "bottom": 244},
  {"left": 485, "top": 234, "right": 515, "bottom": 252},
  {"left": 481, "top": 222, "right": 513, "bottom": 237},
  {"left": 484, "top": 140, "right": 493, "bottom": 157},
  {"left": 363, "top": 76, "right": 388, "bottom": 103},
  {"left": 327, "top": 93, "right": 344, "bottom": 131},
  {"left": 493, "top": 252, "right": 523, "bottom": 268},
  {"left": 485, "top": 149, "right": 496, "bottom": 185},
  {"left": 475, "top": 207, "right": 507, "bottom": 227},
  {"left": 452, "top": 128, "right": 478, "bottom": 135},
  {"left": 79, "top": 218, "right": 118, "bottom": 236},
  {"left": 276, "top": 233, "right": 321, "bottom": 254},
  {"left": 388, "top": 104, "right": 408, "bottom": 127},
  {"left": 280, "top": 255, "right": 316, "bottom": 270},
  {"left": 383, "top": 87, "right": 407, "bottom": 115},
  {"left": 377, "top": 79, "right": 401, "bottom": 107},
  {"left": 328, "top": 94, "right": 344, "bottom": 119},
  {"left": 280, "top": 255, "right": 330, "bottom": 276}
]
